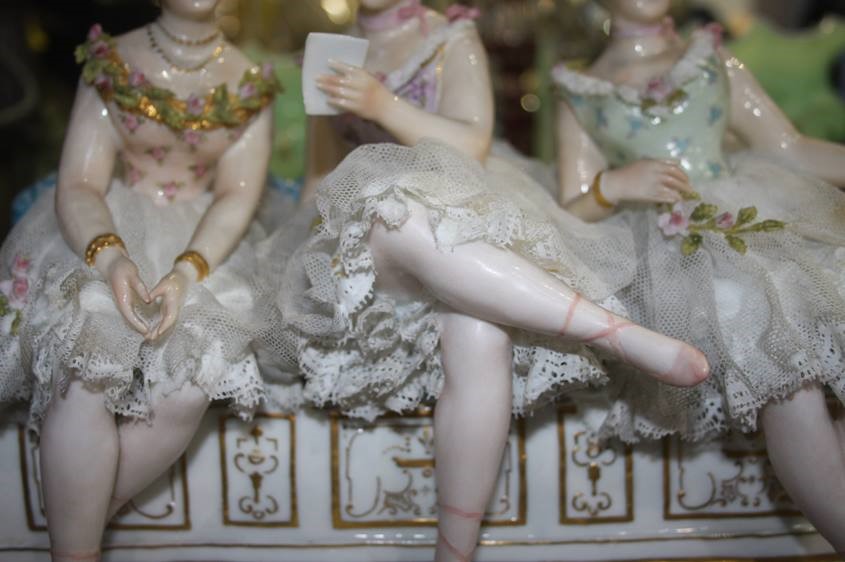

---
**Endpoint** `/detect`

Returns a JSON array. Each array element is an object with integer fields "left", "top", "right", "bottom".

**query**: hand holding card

[{"left": 302, "top": 33, "right": 370, "bottom": 116}]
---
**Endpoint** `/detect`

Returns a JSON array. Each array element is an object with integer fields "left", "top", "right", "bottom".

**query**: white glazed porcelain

[{"left": 0, "top": 404, "right": 833, "bottom": 561}]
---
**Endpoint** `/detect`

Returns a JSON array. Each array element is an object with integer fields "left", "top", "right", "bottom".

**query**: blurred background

[{"left": 0, "top": 0, "right": 843, "bottom": 239}]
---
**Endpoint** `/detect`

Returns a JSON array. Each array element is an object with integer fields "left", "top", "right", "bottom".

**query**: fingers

[
  {"left": 148, "top": 296, "right": 178, "bottom": 341},
  {"left": 115, "top": 289, "right": 148, "bottom": 335},
  {"left": 315, "top": 74, "right": 350, "bottom": 88},
  {"left": 326, "top": 97, "right": 354, "bottom": 111},
  {"left": 660, "top": 175, "right": 694, "bottom": 195},
  {"left": 642, "top": 187, "right": 683, "bottom": 204},
  {"left": 132, "top": 277, "right": 151, "bottom": 304},
  {"left": 315, "top": 79, "right": 356, "bottom": 100},
  {"left": 327, "top": 59, "right": 362, "bottom": 75},
  {"left": 148, "top": 277, "right": 169, "bottom": 302},
  {"left": 661, "top": 166, "right": 690, "bottom": 186}
]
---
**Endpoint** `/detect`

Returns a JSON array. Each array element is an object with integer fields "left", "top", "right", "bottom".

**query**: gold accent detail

[
  {"left": 662, "top": 436, "right": 800, "bottom": 520},
  {"left": 395, "top": 44, "right": 446, "bottom": 92},
  {"left": 591, "top": 171, "right": 615, "bottom": 209},
  {"left": 558, "top": 404, "right": 634, "bottom": 524},
  {"left": 109, "top": 459, "right": 191, "bottom": 531},
  {"left": 18, "top": 425, "right": 191, "bottom": 531},
  {"left": 84, "top": 233, "right": 126, "bottom": 266},
  {"left": 219, "top": 412, "right": 299, "bottom": 527},
  {"left": 175, "top": 250, "right": 210, "bottom": 282},
  {"left": 330, "top": 409, "right": 527, "bottom": 528},
  {"left": 1, "top": 536, "right": 835, "bottom": 554},
  {"left": 392, "top": 457, "right": 435, "bottom": 469}
]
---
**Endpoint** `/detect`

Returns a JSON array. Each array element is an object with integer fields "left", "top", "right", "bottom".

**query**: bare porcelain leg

[
  {"left": 369, "top": 200, "right": 709, "bottom": 387},
  {"left": 761, "top": 384, "right": 845, "bottom": 553},
  {"left": 434, "top": 312, "right": 513, "bottom": 562},
  {"left": 41, "top": 379, "right": 118, "bottom": 562},
  {"left": 106, "top": 383, "right": 209, "bottom": 520}
]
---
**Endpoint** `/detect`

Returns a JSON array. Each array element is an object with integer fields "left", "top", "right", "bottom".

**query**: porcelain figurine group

[{"left": 1, "top": 0, "right": 844, "bottom": 560}]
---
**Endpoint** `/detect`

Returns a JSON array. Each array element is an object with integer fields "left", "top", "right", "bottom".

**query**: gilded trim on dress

[{"left": 76, "top": 26, "right": 280, "bottom": 133}]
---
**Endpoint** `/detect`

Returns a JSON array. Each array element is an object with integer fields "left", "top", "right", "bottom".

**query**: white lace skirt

[
  {"left": 0, "top": 180, "right": 302, "bottom": 432},
  {"left": 599, "top": 152, "right": 845, "bottom": 442},
  {"left": 265, "top": 140, "right": 639, "bottom": 421}
]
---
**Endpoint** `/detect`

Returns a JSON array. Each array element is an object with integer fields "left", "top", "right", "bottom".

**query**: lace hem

[{"left": 286, "top": 140, "right": 624, "bottom": 419}]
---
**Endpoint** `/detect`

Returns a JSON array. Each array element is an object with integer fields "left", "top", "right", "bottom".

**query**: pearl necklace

[
  {"left": 147, "top": 25, "right": 225, "bottom": 73},
  {"left": 155, "top": 20, "right": 220, "bottom": 46}
]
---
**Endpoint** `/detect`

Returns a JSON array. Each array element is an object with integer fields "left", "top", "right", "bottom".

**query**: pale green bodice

[{"left": 554, "top": 30, "right": 730, "bottom": 183}]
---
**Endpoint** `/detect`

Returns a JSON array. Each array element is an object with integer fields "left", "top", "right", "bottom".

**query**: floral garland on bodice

[{"left": 75, "top": 24, "right": 280, "bottom": 133}]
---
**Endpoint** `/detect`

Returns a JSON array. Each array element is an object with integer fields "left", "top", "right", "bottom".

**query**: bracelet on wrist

[
  {"left": 84, "top": 233, "right": 126, "bottom": 266},
  {"left": 174, "top": 250, "right": 210, "bottom": 282},
  {"left": 591, "top": 171, "right": 615, "bottom": 209}
]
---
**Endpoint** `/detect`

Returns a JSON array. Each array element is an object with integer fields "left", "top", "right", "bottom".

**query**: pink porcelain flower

[
  {"left": 190, "top": 162, "right": 209, "bottom": 180},
  {"left": 186, "top": 94, "right": 205, "bottom": 116},
  {"left": 11, "top": 256, "right": 31, "bottom": 278},
  {"left": 159, "top": 181, "right": 183, "bottom": 201},
  {"left": 88, "top": 24, "right": 103, "bottom": 42},
  {"left": 715, "top": 211, "right": 734, "bottom": 229},
  {"left": 0, "top": 277, "right": 28, "bottom": 309},
  {"left": 128, "top": 70, "right": 146, "bottom": 87},
  {"left": 147, "top": 146, "right": 170, "bottom": 164},
  {"left": 10, "top": 278, "right": 28, "bottom": 307},
  {"left": 657, "top": 203, "right": 690, "bottom": 237},
  {"left": 90, "top": 40, "right": 110, "bottom": 59},
  {"left": 645, "top": 77, "right": 673, "bottom": 102},
  {"left": 183, "top": 129, "right": 203, "bottom": 147},
  {"left": 238, "top": 82, "right": 257, "bottom": 99},
  {"left": 93, "top": 74, "right": 112, "bottom": 90},
  {"left": 120, "top": 113, "right": 141, "bottom": 133},
  {"left": 261, "top": 62, "right": 274, "bottom": 80}
]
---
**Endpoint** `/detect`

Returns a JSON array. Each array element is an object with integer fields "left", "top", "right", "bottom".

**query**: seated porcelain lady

[
  {"left": 554, "top": 0, "right": 845, "bottom": 552},
  {"left": 0, "top": 1, "right": 295, "bottom": 560},
  {"left": 260, "top": 1, "right": 709, "bottom": 560}
]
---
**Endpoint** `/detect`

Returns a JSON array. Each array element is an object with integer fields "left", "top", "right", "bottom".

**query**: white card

[{"left": 302, "top": 32, "right": 370, "bottom": 116}]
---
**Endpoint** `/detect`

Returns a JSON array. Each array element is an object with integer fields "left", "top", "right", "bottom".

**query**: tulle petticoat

[
  {"left": 0, "top": 180, "right": 302, "bottom": 433},
  {"left": 267, "top": 140, "right": 639, "bottom": 421},
  {"left": 599, "top": 152, "right": 845, "bottom": 442}
]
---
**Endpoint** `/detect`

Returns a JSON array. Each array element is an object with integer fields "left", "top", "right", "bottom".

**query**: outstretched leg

[
  {"left": 41, "top": 379, "right": 119, "bottom": 562},
  {"left": 369, "top": 200, "right": 709, "bottom": 387},
  {"left": 106, "top": 383, "right": 209, "bottom": 520},
  {"left": 434, "top": 312, "right": 513, "bottom": 562},
  {"left": 761, "top": 384, "right": 845, "bottom": 553}
]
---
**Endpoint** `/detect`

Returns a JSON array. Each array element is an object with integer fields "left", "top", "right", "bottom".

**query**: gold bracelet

[
  {"left": 174, "top": 250, "right": 210, "bottom": 282},
  {"left": 591, "top": 171, "right": 615, "bottom": 209},
  {"left": 84, "top": 233, "right": 126, "bottom": 266}
]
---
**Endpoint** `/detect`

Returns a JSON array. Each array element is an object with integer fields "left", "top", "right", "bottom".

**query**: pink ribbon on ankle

[{"left": 445, "top": 4, "right": 481, "bottom": 23}]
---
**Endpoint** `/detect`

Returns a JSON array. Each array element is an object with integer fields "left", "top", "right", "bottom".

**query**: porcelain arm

[
  {"left": 318, "top": 28, "right": 494, "bottom": 162},
  {"left": 723, "top": 49, "right": 845, "bottom": 187},
  {"left": 148, "top": 107, "right": 272, "bottom": 339}
]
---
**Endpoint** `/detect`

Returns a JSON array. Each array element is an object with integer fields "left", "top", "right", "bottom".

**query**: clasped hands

[{"left": 95, "top": 246, "right": 197, "bottom": 341}]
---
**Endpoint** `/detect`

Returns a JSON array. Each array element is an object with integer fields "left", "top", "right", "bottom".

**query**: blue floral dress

[{"left": 554, "top": 28, "right": 845, "bottom": 441}]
